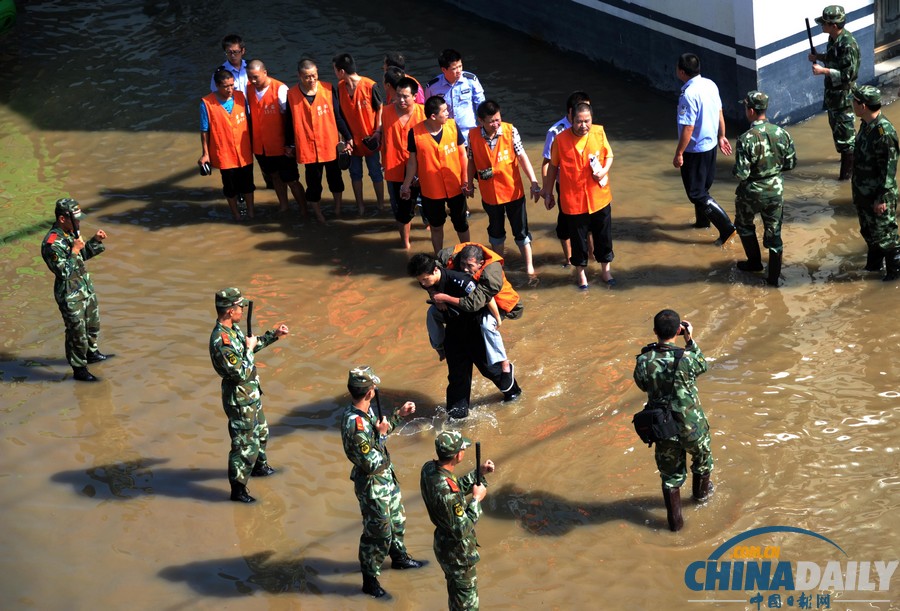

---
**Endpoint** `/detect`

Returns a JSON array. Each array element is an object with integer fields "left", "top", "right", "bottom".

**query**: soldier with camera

[{"left": 633, "top": 309, "right": 714, "bottom": 531}]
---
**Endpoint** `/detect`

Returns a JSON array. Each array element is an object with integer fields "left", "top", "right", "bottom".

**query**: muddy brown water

[{"left": 1, "top": 1, "right": 898, "bottom": 609}]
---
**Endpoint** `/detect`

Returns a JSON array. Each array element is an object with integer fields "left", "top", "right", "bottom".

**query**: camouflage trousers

[
  {"left": 353, "top": 470, "right": 408, "bottom": 576},
  {"left": 735, "top": 194, "right": 784, "bottom": 252},
  {"left": 225, "top": 401, "right": 269, "bottom": 485},
  {"left": 441, "top": 564, "right": 479, "bottom": 611},
  {"left": 854, "top": 196, "right": 900, "bottom": 252},
  {"left": 655, "top": 411, "right": 713, "bottom": 489},
  {"left": 827, "top": 105, "right": 855, "bottom": 154},
  {"left": 57, "top": 292, "right": 100, "bottom": 369}
]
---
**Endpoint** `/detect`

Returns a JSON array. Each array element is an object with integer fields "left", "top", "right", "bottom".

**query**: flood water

[{"left": 1, "top": 1, "right": 898, "bottom": 609}]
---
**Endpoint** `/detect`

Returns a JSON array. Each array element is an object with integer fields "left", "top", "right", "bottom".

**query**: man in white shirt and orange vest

[
  {"left": 543, "top": 102, "right": 616, "bottom": 289},
  {"left": 334, "top": 53, "right": 386, "bottom": 216},
  {"left": 285, "top": 58, "right": 353, "bottom": 222},
  {"left": 199, "top": 68, "right": 255, "bottom": 221},
  {"left": 400, "top": 96, "right": 471, "bottom": 254},
  {"left": 467, "top": 100, "right": 541, "bottom": 279},
  {"left": 246, "top": 59, "right": 308, "bottom": 216}
]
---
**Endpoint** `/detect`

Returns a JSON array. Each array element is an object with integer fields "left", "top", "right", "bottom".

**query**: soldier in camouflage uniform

[
  {"left": 850, "top": 85, "right": 900, "bottom": 280},
  {"left": 808, "top": 5, "right": 860, "bottom": 180},
  {"left": 633, "top": 309, "right": 712, "bottom": 532},
  {"left": 340, "top": 366, "right": 423, "bottom": 598},
  {"left": 41, "top": 198, "right": 112, "bottom": 382},
  {"left": 732, "top": 90, "right": 797, "bottom": 287},
  {"left": 420, "top": 431, "right": 495, "bottom": 611},
  {"left": 209, "top": 287, "right": 289, "bottom": 503}
]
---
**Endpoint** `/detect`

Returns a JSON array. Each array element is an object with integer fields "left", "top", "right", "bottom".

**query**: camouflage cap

[
  {"left": 435, "top": 430, "right": 472, "bottom": 459},
  {"left": 852, "top": 84, "right": 882, "bottom": 105},
  {"left": 815, "top": 5, "right": 846, "bottom": 25},
  {"left": 54, "top": 198, "right": 84, "bottom": 219},
  {"left": 348, "top": 365, "right": 381, "bottom": 389},
  {"left": 215, "top": 287, "right": 248, "bottom": 309},
  {"left": 740, "top": 90, "right": 769, "bottom": 111}
]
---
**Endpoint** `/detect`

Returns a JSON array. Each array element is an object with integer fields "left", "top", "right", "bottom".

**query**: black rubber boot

[
  {"left": 766, "top": 250, "right": 783, "bottom": 287},
  {"left": 229, "top": 482, "right": 256, "bottom": 503},
  {"left": 692, "top": 474, "right": 714, "bottom": 503},
  {"left": 839, "top": 152, "right": 853, "bottom": 181},
  {"left": 883, "top": 248, "right": 900, "bottom": 281},
  {"left": 865, "top": 245, "right": 885, "bottom": 272},
  {"left": 390, "top": 551, "right": 424, "bottom": 570},
  {"left": 73, "top": 367, "right": 99, "bottom": 382},
  {"left": 704, "top": 199, "right": 736, "bottom": 245},
  {"left": 362, "top": 574, "right": 386, "bottom": 598},
  {"left": 503, "top": 379, "right": 522, "bottom": 403},
  {"left": 87, "top": 351, "right": 115, "bottom": 363},
  {"left": 693, "top": 203, "right": 710, "bottom": 228},
  {"left": 662, "top": 486, "right": 684, "bottom": 532},
  {"left": 736, "top": 235, "right": 764, "bottom": 271},
  {"left": 447, "top": 400, "right": 469, "bottom": 420},
  {"left": 251, "top": 463, "right": 276, "bottom": 477}
]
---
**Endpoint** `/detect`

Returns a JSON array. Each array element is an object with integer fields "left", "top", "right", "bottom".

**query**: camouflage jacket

[
  {"left": 852, "top": 113, "right": 899, "bottom": 205},
  {"left": 823, "top": 29, "right": 859, "bottom": 110},
  {"left": 340, "top": 404, "right": 401, "bottom": 484},
  {"left": 420, "top": 460, "right": 482, "bottom": 569},
  {"left": 733, "top": 120, "right": 796, "bottom": 199},
  {"left": 40, "top": 225, "right": 105, "bottom": 304},
  {"left": 634, "top": 341, "right": 709, "bottom": 441},
  {"left": 209, "top": 321, "right": 279, "bottom": 413}
]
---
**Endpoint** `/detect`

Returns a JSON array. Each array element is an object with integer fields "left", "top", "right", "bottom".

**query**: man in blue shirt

[
  {"left": 424, "top": 49, "right": 485, "bottom": 145},
  {"left": 210, "top": 34, "right": 248, "bottom": 95},
  {"left": 674, "top": 52, "right": 735, "bottom": 245}
]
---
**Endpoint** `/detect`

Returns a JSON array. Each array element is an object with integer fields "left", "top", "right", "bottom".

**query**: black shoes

[
  {"left": 73, "top": 367, "right": 99, "bottom": 382},
  {"left": 362, "top": 574, "right": 386, "bottom": 598},
  {"left": 737, "top": 235, "right": 764, "bottom": 271},
  {"left": 692, "top": 474, "right": 714, "bottom": 503},
  {"left": 503, "top": 381, "right": 522, "bottom": 403},
  {"left": 229, "top": 482, "right": 256, "bottom": 503},
  {"left": 499, "top": 363, "right": 515, "bottom": 393},
  {"left": 251, "top": 463, "right": 276, "bottom": 477},
  {"left": 390, "top": 553, "right": 424, "bottom": 570},
  {"left": 87, "top": 351, "right": 115, "bottom": 363},
  {"left": 447, "top": 402, "right": 469, "bottom": 420}
]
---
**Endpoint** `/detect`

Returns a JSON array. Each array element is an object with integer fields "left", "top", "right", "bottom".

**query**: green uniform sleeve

[
  {"left": 210, "top": 330, "right": 257, "bottom": 385},
  {"left": 342, "top": 411, "right": 391, "bottom": 476},
  {"left": 252, "top": 329, "right": 279, "bottom": 352},
  {"left": 732, "top": 133, "right": 753, "bottom": 182},
  {"left": 81, "top": 237, "right": 105, "bottom": 261},
  {"left": 458, "top": 261, "right": 502, "bottom": 312}
]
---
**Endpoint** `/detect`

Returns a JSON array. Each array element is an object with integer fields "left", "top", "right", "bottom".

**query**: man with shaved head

[{"left": 246, "top": 59, "right": 308, "bottom": 216}]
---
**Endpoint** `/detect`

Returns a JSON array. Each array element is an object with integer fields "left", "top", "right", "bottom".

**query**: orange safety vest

[
  {"left": 203, "top": 91, "right": 252, "bottom": 170},
  {"left": 381, "top": 103, "right": 425, "bottom": 182},
  {"left": 248, "top": 78, "right": 287, "bottom": 156},
  {"left": 287, "top": 82, "right": 339, "bottom": 164},
  {"left": 556, "top": 125, "right": 613, "bottom": 215},
  {"left": 413, "top": 119, "right": 465, "bottom": 200},
  {"left": 448, "top": 242, "right": 520, "bottom": 313},
  {"left": 338, "top": 76, "right": 378, "bottom": 157},
  {"left": 468, "top": 123, "right": 525, "bottom": 205}
]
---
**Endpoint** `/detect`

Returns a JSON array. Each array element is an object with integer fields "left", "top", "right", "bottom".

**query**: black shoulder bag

[{"left": 632, "top": 348, "right": 683, "bottom": 447}]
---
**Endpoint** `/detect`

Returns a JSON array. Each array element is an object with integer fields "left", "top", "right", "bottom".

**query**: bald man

[{"left": 246, "top": 59, "right": 309, "bottom": 216}]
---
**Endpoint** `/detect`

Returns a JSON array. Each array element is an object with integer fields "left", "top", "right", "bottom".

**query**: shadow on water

[
  {"left": 158, "top": 551, "right": 361, "bottom": 597},
  {"left": 485, "top": 484, "right": 668, "bottom": 534},
  {"left": 270, "top": 387, "right": 441, "bottom": 436},
  {"left": 51, "top": 457, "right": 226, "bottom": 502},
  {"left": 0, "top": 353, "right": 70, "bottom": 382}
]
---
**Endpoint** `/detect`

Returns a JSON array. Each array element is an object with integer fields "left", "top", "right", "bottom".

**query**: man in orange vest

[
  {"left": 468, "top": 100, "right": 541, "bottom": 279},
  {"left": 285, "top": 58, "right": 353, "bottom": 222},
  {"left": 246, "top": 59, "right": 308, "bottom": 216},
  {"left": 377, "top": 73, "right": 425, "bottom": 249},
  {"left": 199, "top": 68, "right": 255, "bottom": 221},
  {"left": 543, "top": 102, "right": 616, "bottom": 289},
  {"left": 400, "top": 96, "right": 471, "bottom": 254},
  {"left": 333, "top": 53, "right": 386, "bottom": 216}
]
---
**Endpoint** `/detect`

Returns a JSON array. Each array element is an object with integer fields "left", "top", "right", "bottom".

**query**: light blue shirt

[
  {"left": 210, "top": 60, "right": 248, "bottom": 95},
  {"left": 543, "top": 116, "right": 570, "bottom": 160},
  {"left": 677, "top": 75, "right": 722, "bottom": 154},
  {"left": 424, "top": 71, "right": 485, "bottom": 139}
]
